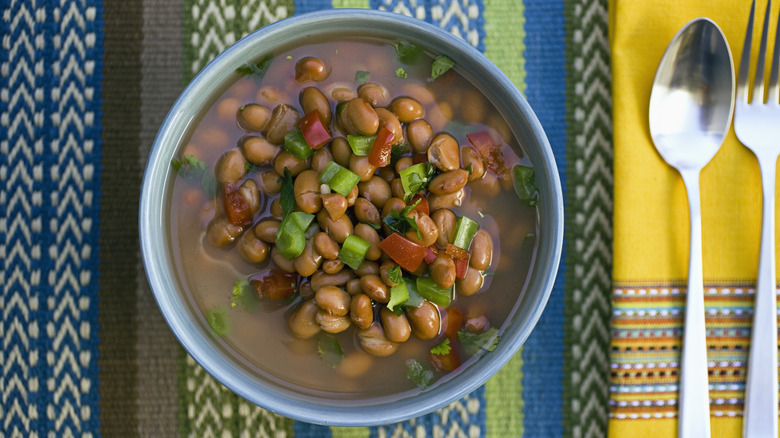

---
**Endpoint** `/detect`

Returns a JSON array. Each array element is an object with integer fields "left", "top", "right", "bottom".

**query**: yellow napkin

[{"left": 609, "top": 0, "right": 777, "bottom": 436}]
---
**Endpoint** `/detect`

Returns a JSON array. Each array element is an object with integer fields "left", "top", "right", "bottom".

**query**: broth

[{"left": 169, "top": 38, "right": 538, "bottom": 398}]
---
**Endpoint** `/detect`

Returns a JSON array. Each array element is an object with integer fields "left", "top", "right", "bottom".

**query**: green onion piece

[
  {"left": 275, "top": 217, "right": 307, "bottom": 259},
  {"left": 339, "top": 234, "right": 371, "bottom": 270},
  {"left": 284, "top": 127, "right": 314, "bottom": 159},
  {"left": 415, "top": 276, "right": 452, "bottom": 306},
  {"left": 347, "top": 134, "right": 377, "bottom": 156},
  {"left": 387, "top": 282, "right": 409, "bottom": 313},
  {"left": 319, "top": 162, "right": 360, "bottom": 197},
  {"left": 404, "top": 278, "right": 425, "bottom": 308},
  {"left": 288, "top": 211, "right": 315, "bottom": 232},
  {"left": 452, "top": 215, "right": 480, "bottom": 250},
  {"left": 512, "top": 164, "right": 538, "bottom": 206}
]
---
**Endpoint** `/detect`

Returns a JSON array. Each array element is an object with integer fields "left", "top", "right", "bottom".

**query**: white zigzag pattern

[{"left": 376, "top": 0, "right": 480, "bottom": 48}]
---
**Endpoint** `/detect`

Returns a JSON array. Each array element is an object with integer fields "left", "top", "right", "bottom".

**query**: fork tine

[
  {"left": 770, "top": 0, "right": 780, "bottom": 103},
  {"left": 753, "top": 0, "right": 773, "bottom": 104},
  {"left": 740, "top": 0, "right": 758, "bottom": 104}
]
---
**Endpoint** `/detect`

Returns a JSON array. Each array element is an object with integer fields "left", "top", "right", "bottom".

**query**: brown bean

[
  {"left": 339, "top": 98, "right": 379, "bottom": 136},
  {"left": 377, "top": 166, "right": 395, "bottom": 183},
  {"left": 354, "top": 261, "right": 379, "bottom": 277},
  {"left": 293, "top": 170, "right": 322, "bottom": 214},
  {"left": 294, "top": 239, "right": 323, "bottom": 277},
  {"left": 299, "top": 86, "right": 332, "bottom": 125},
  {"left": 313, "top": 232, "right": 340, "bottom": 260},
  {"left": 338, "top": 351, "right": 373, "bottom": 378},
  {"left": 311, "top": 147, "right": 333, "bottom": 174},
  {"left": 346, "top": 278, "right": 363, "bottom": 296},
  {"left": 470, "top": 230, "right": 493, "bottom": 270},
  {"left": 311, "top": 269, "right": 354, "bottom": 291},
  {"left": 295, "top": 56, "right": 329, "bottom": 83},
  {"left": 316, "top": 209, "right": 353, "bottom": 243},
  {"left": 299, "top": 281, "right": 314, "bottom": 300},
  {"left": 406, "top": 300, "right": 441, "bottom": 340},
  {"left": 469, "top": 171, "right": 501, "bottom": 197},
  {"left": 429, "top": 253, "right": 456, "bottom": 289},
  {"left": 456, "top": 267, "right": 484, "bottom": 296},
  {"left": 428, "top": 189, "right": 465, "bottom": 211},
  {"left": 346, "top": 184, "right": 359, "bottom": 207},
  {"left": 331, "top": 137, "right": 352, "bottom": 167},
  {"left": 254, "top": 219, "right": 280, "bottom": 243},
  {"left": 431, "top": 208, "right": 457, "bottom": 247},
  {"left": 314, "top": 286, "right": 350, "bottom": 316},
  {"left": 358, "top": 176, "right": 391, "bottom": 209},
  {"left": 390, "top": 178, "right": 404, "bottom": 199},
  {"left": 354, "top": 224, "right": 382, "bottom": 261},
  {"left": 428, "top": 169, "right": 469, "bottom": 196},
  {"left": 241, "top": 135, "right": 278, "bottom": 165},
  {"left": 353, "top": 198, "right": 381, "bottom": 226},
  {"left": 288, "top": 300, "right": 321, "bottom": 339},
  {"left": 322, "top": 259, "right": 344, "bottom": 274},
  {"left": 260, "top": 170, "right": 282, "bottom": 194},
  {"left": 349, "top": 154, "right": 377, "bottom": 182},
  {"left": 461, "top": 146, "right": 485, "bottom": 181},
  {"left": 215, "top": 149, "right": 248, "bottom": 185},
  {"left": 404, "top": 210, "right": 438, "bottom": 248},
  {"left": 394, "top": 156, "right": 413, "bottom": 175},
  {"left": 406, "top": 119, "right": 433, "bottom": 153},
  {"left": 330, "top": 86, "right": 356, "bottom": 102},
  {"left": 316, "top": 311, "right": 351, "bottom": 333},
  {"left": 390, "top": 96, "right": 424, "bottom": 123},
  {"left": 205, "top": 216, "right": 243, "bottom": 247},
  {"left": 380, "top": 307, "right": 411, "bottom": 343},
  {"left": 274, "top": 151, "right": 308, "bottom": 177},
  {"left": 238, "top": 228, "right": 269, "bottom": 263},
  {"left": 217, "top": 97, "right": 240, "bottom": 122},
  {"left": 379, "top": 261, "right": 400, "bottom": 287},
  {"left": 375, "top": 107, "right": 404, "bottom": 145},
  {"left": 321, "top": 193, "right": 348, "bottom": 221},
  {"left": 236, "top": 103, "right": 270, "bottom": 132},
  {"left": 266, "top": 104, "right": 301, "bottom": 145},
  {"left": 360, "top": 274, "right": 389, "bottom": 303},
  {"left": 269, "top": 198, "right": 283, "bottom": 219},
  {"left": 381, "top": 197, "right": 407, "bottom": 219},
  {"left": 236, "top": 179, "right": 261, "bottom": 216},
  {"left": 427, "top": 133, "right": 460, "bottom": 171},
  {"left": 271, "top": 247, "right": 297, "bottom": 273},
  {"left": 257, "top": 85, "right": 287, "bottom": 103},
  {"left": 357, "top": 82, "right": 390, "bottom": 107},
  {"left": 358, "top": 324, "right": 398, "bottom": 357},
  {"left": 350, "top": 294, "right": 374, "bottom": 329}
]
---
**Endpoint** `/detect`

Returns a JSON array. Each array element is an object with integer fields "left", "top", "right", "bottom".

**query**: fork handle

[
  {"left": 744, "top": 153, "right": 779, "bottom": 438},
  {"left": 679, "top": 168, "right": 712, "bottom": 438}
]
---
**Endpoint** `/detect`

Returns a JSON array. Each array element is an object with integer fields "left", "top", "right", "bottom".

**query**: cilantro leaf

[
  {"left": 360, "top": 221, "right": 382, "bottom": 231},
  {"left": 280, "top": 167, "right": 295, "bottom": 217},
  {"left": 171, "top": 155, "right": 216, "bottom": 198},
  {"left": 317, "top": 334, "right": 344, "bottom": 368},
  {"left": 430, "top": 338, "right": 451, "bottom": 356},
  {"left": 395, "top": 67, "right": 407, "bottom": 78},
  {"left": 387, "top": 265, "right": 403, "bottom": 285},
  {"left": 405, "top": 359, "right": 434, "bottom": 390},
  {"left": 355, "top": 70, "right": 371, "bottom": 82},
  {"left": 231, "top": 278, "right": 258, "bottom": 312},
  {"left": 205, "top": 306, "right": 231, "bottom": 337},
  {"left": 512, "top": 165, "right": 538, "bottom": 206},
  {"left": 236, "top": 55, "right": 274, "bottom": 82},
  {"left": 458, "top": 327, "right": 500, "bottom": 356},
  {"left": 394, "top": 41, "right": 424, "bottom": 64},
  {"left": 382, "top": 199, "right": 422, "bottom": 238},
  {"left": 431, "top": 55, "right": 454, "bottom": 79},
  {"left": 390, "top": 143, "right": 409, "bottom": 165}
]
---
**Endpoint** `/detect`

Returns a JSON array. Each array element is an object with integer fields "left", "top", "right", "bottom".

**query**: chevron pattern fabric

[{"left": 0, "top": 0, "right": 616, "bottom": 436}]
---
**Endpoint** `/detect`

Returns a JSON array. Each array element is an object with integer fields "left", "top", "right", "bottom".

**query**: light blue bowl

[{"left": 140, "top": 9, "right": 563, "bottom": 426}]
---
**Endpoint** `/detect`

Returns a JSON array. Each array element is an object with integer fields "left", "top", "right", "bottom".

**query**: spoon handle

[
  {"left": 679, "top": 169, "right": 711, "bottom": 438},
  {"left": 743, "top": 153, "right": 778, "bottom": 438}
]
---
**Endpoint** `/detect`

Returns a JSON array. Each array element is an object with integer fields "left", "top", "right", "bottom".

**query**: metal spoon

[{"left": 648, "top": 18, "right": 734, "bottom": 438}]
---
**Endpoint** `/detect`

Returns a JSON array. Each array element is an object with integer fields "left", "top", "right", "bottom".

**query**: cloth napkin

[{"left": 610, "top": 0, "right": 775, "bottom": 436}]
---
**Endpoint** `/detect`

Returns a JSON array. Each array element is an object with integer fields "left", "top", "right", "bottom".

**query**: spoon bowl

[{"left": 648, "top": 18, "right": 734, "bottom": 438}]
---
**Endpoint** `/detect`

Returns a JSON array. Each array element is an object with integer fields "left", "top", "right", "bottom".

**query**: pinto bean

[
  {"left": 288, "top": 300, "right": 321, "bottom": 339},
  {"left": 390, "top": 96, "right": 424, "bottom": 123},
  {"left": 241, "top": 135, "right": 278, "bottom": 165},
  {"left": 379, "top": 261, "right": 401, "bottom": 287},
  {"left": 321, "top": 193, "right": 348, "bottom": 221},
  {"left": 360, "top": 274, "right": 389, "bottom": 303},
  {"left": 470, "top": 230, "right": 493, "bottom": 270},
  {"left": 311, "top": 147, "right": 333, "bottom": 174},
  {"left": 353, "top": 198, "right": 381, "bottom": 226},
  {"left": 338, "top": 351, "right": 373, "bottom": 378},
  {"left": 316, "top": 209, "right": 353, "bottom": 243},
  {"left": 254, "top": 219, "right": 280, "bottom": 243},
  {"left": 357, "top": 82, "right": 390, "bottom": 107},
  {"left": 314, "top": 286, "right": 351, "bottom": 316},
  {"left": 358, "top": 324, "right": 398, "bottom": 357},
  {"left": 431, "top": 208, "right": 457, "bottom": 247},
  {"left": 269, "top": 198, "right": 283, "bottom": 219},
  {"left": 375, "top": 107, "right": 404, "bottom": 145},
  {"left": 299, "top": 86, "right": 332, "bottom": 126},
  {"left": 265, "top": 104, "right": 301, "bottom": 145},
  {"left": 293, "top": 170, "right": 322, "bottom": 214},
  {"left": 274, "top": 151, "right": 308, "bottom": 177},
  {"left": 237, "top": 179, "right": 261, "bottom": 216},
  {"left": 381, "top": 197, "right": 407, "bottom": 219},
  {"left": 354, "top": 261, "right": 379, "bottom": 277},
  {"left": 322, "top": 259, "right": 345, "bottom": 274},
  {"left": 293, "top": 239, "right": 323, "bottom": 277},
  {"left": 238, "top": 228, "right": 269, "bottom": 263},
  {"left": 350, "top": 294, "right": 374, "bottom": 329},
  {"left": 428, "top": 189, "right": 465, "bottom": 212},
  {"left": 406, "top": 119, "right": 434, "bottom": 153},
  {"left": 461, "top": 146, "right": 485, "bottom": 181},
  {"left": 428, "top": 169, "right": 469, "bottom": 196},
  {"left": 295, "top": 56, "right": 329, "bottom": 83},
  {"left": 260, "top": 170, "right": 282, "bottom": 195},
  {"left": 349, "top": 154, "right": 377, "bottom": 182},
  {"left": 456, "top": 266, "right": 484, "bottom": 296},
  {"left": 311, "top": 269, "right": 354, "bottom": 291},
  {"left": 331, "top": 137, "right": 352, "bottom": 167},
  {"left": 429, "top": 253, "right": 456, "bottom": 289},
  {"left": 380, "top": 307, "right": 411, "bottom": 343},
  {"left": 236, "top": 103, "right": 270, "bottom": 132},
  {"left": 346, "top": 278, "right": 363, "bottom": 296},
  {"left": 394, "top": 157, "right": 413, "bottom": 175},
  {"left": 354, "top": 224, "right": 382, "bottom": 261},
  {"left": 339, "top": 98, "right": 379, "bottom": 136},
  {"left": 215, "top": 149, "right": 248, "bottom": 185},
  {"left": 313, "top": 231, "right": 340, "bottom": 260},
  {"left": 346, "top": 185, "right": 359, "bottom": 207},
  {"left": 390, "top": 178, "right": 405, "bottom": 199},
  {"left": 406, "top": 300, "right": 441, "bottom": 340},
  {"left": 358, "top": 176, "right": 391, "bottom": 209},
  {"left": 404, "top": 210, "right": 438, "bottom": 248},
  {"left": 427, "top": 133, "right": 460, "bottom": 172},
  {"left": 205, "top": 216, "right": 243, "bottom": 247},
  {"left": 316, "top": 311, "right": 351, "bottom": 333},
  {"left": 271, "top": 247, "right": 297, "bottom": 274}
]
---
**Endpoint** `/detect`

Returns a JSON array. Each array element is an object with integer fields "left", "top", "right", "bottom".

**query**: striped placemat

[{"left": 0, "top": 0, "right": 613, "bottom": 436}]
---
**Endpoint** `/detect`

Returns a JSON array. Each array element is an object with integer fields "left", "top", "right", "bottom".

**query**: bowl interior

[{"left": 140, "top": 9, "right": 562, "bottom": 426}]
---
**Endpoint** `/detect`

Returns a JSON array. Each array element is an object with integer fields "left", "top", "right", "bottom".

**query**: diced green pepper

[
  {"left": 339, "top": 234, "right": 371, "bottom": 270},
  {"left": 512, "top": 164, "right": 538, "bottom": 206},
  {"left": 387, "top": 282, "right": 409, "bottom": 313},
  {"left": 288, "top": 211, "right": 315, "bottom": 232},
  {"left": 319, "top": 162, "right": 360, "bottom": 196},
  {"left": 415, "top": 276, "right": 452, "bottom": 306},
  {"left": 452, "top": 216, "right": 480, "bottom": 250},
  {"left": 284, "top": 127, "right": 314, "bottom": 159},
  {"left": 399, "top": 162, "right": 434, "bottom": 202},
  {"left": 347, "top": 134, "right": 377, "bottom": 156},
  {"left": 275, "top": 217, "right": 307, "bottom": 259}
]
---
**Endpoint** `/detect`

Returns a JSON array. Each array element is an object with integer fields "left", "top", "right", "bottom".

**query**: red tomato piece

[
  {"left": 444, "top": 307, "right": 464, "bottom": 340},
  {"left": 424, "top": 245, "right": 438, "bottom": 264},
  {"left": 410, "top": 193, "right": 429, "bottom": 216},
  {"left": 430, "top": 348, "right": 461, "bottom": 372},
  {"left": 368, "top": 127, "right": 394, "bottom": 167},
  {"left": 378, "top": 233, "right": 428, "bottom": 272},
  {"left": 251, "top": 269, "right": 298, "bottom": 300},
  {"left": 467, "top": 130, "right": 507, "bottom": 174},
  {"left": 455, "top": 258, "right": 469, "bottom": 280},
  {"left": 445, "top": 243, "right": 469, "bottom": 261},
  {"left": 300, "top": 111, "right": 331, "bottom": 149},
  {"left": 223, "top": 186, "right": 253, "bottom": 226}
]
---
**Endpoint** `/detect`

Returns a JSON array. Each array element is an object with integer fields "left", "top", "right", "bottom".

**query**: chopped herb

[
  {"left": 171, "top": 155, "right": 217, "bottom": 198},
  {"left": 244, "top": 162, "right": 252, "bottom": 172},
  {"left": 394, "top": 41, "right": 424, "bottom": 64},
  {"left": 231, "top": 278, "right": 258, "bottom": 312},
  {"left": 405, "top": 359, "right": 434, "bottom": 390},
  {"left": 458, "top": 327, "right": 499, "bottom": 356},
  {"left": 387, "top": 281, "right": 409, "bottom": 313},
  {"left": 235, "top": 54, "right": 274, "bottom": 82},
  {"left": 395, "top": 67, "right": 407, "bottom": 78},
  {"left": 360, "top": 221, "right": 382, "bottom": 231},
  {"left": 399, "top": 162, "right": 436, "bottom": 202},
  {"left": 465, "top": 163, "right": 473, "bottom": 174},
  {"left": 382, "top": 200, "right": 422, "bottom": 238},
  {"left": 431, "top": 55, "right": 454, "bottom": 79},
  {"left": 205, "top": 307, "right": 231, "bottom": 337},
  {"left": 286, "top": 55, "right": 292, "bottom": 60},
  {"left": 355, "top": 70, "right": 371, "bottom": 82},
  {"left": 387, "top": 265, "right": 404, "bottom": 284},
  {"left": 512, "top": 164, "right": 538, "bottom": 206},
  {"left": 430, "top": 338, "right": 451, "bottom": 356},
  {"left": 390, "top": 143, "right": 409, "bottom": 165},
  {"left": 279, "top": 168, "right": 295, "bottom": 217},
  {"left": 317, "top": 334, "right": 344, "bottom": 368}
]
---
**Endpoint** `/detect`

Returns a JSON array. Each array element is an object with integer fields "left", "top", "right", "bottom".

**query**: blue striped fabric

[{"left": 1, "top": 0, "right": 103, "bottom": 436}]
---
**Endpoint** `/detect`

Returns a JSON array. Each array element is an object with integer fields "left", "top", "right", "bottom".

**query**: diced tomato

[
  {"left": 368, "top": 127, "right": 394, "bottom": 167},
  {"left": 300, "top": 111, "right": 331, "bottom": 149},
  {"left": 455, "top": 258, "right": 469, "bottom": 280},
  {"left": 430, "top": 348, "right": 461, "bottom": 372},
  {"left": 445, "top": 243, "right": 469, "bottom": 261},
  {"left": 444, "top": 307, "right": 464, "bottom": 340},
  {"left": 223, "top": 186, "right": 253, "bottom": 226},
  {"left": 250, "top": 269, "right": 298, "bottom": 300},
  {"left": 424, "top": 245, "right": 438, "bottom": 264},
  {"left": 378, "top": 233, "right": 428, "bottom": 272},
  {"left": 410, "top": 193, "right": 429, "bottom": 216},
  {"left": 412, "top": 153, "right": 428, "bottom": 164},
  {"left": 467, "top": 130, "right": 507, "bottom": 174}
]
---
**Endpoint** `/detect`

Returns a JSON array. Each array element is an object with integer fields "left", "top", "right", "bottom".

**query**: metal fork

[{"left": 734, "top": 1, "right": 780, "bottom": 436}]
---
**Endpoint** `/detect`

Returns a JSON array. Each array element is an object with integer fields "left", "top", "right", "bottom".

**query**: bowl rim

[{"left": 139, "top": 8, "right": 563, "bottom": 426}]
